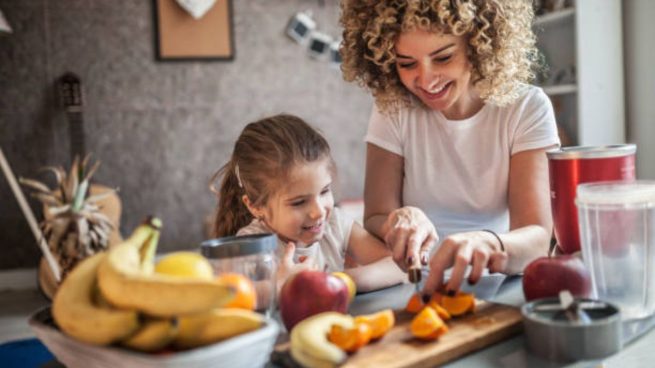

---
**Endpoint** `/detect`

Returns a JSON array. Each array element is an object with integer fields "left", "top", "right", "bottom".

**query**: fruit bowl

[{"left": 29, "top": 307, "right": 280, "bottom": 368}]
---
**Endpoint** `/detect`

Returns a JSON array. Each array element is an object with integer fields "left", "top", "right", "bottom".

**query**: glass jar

[{"left": 200, "top": 234, "right": 278, "bottom": 317}]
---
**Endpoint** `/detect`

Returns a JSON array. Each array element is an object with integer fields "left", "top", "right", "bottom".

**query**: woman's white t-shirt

[
  {"left": 236, "top": 207, "right": 354, "bottom": 273},
  {"left": 364, "top": 85, "right": 560, "bottom": 240}
]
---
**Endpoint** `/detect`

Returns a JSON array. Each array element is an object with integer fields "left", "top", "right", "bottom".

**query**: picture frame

[{"left": 153, "top": 0, "right": 234, "bottom": 61}]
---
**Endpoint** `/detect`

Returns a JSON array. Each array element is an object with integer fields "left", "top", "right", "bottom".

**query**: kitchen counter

[
  {"left": 3, "top": 277, "right": 654, "bottom": 367},
  {"left": 0, "top": 289, "right": 49, "bottom": 344},
  {"left": 348, "top": 276, "right": 654, "bottom": 368}
]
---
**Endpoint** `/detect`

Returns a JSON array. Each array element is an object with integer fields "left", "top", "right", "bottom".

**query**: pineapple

[{"left": 20, "top": 155, "right": 116, "bottom": 278}]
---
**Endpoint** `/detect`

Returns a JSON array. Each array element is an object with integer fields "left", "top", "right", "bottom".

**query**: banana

[
  {"left": 97, "top": 218, "right": 235, "bottom": 317},
  {"left": 52, "top": 253, "right": 140, "bottom": 345},
  {"left": 121, "top": 318, "right": 178, "bottom": 352},
  {"left": 174, "top": 308, "right": 264, "bottom": 349},
  {"left": 290, "top": 312, "right": 354, "bottom": 368}
]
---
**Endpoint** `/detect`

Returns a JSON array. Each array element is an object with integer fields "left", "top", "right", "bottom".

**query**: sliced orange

[
  {"left": 427, "top": 300, "right": 451, "bottom": 321},
  {"left": 410, "top": 307, "right": 447, "bottom": 340},
  {"left": 422, "top": 324, "right": 449, "bottom": 340},
  {"left": 430, "top": 292, "right": 443, "bottom": 305},
  {"left": 440, "top": 291, "right": 475, "bottom": 316},
  {"left": 405, "top": 293, "right": 424, "bottom": 314},
  {"left": 328, "top": 324, "right": 357, "bottom": 352},
  {"left": 351, "top": 322, "right": 373, "bottom": 351},
  {"left": 354, "top": 309, "right": 395, "bottom": 340},
  {"left": 327, "top": 322, "right": 372, "bottom": 353}
]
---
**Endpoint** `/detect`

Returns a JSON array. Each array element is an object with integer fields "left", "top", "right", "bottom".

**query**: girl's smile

[{"left": 254, "top": 158, "right": 334, "bottom": 247}]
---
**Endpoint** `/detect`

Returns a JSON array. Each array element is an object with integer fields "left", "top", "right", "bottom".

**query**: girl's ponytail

[{"left": 211, "top": 160, "right": 253, "bottom": 237}]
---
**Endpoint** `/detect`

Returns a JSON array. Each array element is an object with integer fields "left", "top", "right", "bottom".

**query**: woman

[{"left": 339, "top": 0, "right": 560, "bottom": 296}]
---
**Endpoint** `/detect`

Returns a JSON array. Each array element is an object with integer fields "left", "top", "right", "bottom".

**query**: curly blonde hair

[{"left": 340, "top": 0, "right": 539, "bottom": 111}]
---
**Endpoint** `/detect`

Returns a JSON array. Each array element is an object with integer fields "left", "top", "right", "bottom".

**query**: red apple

[
  {"left": 279, "top": 270, "right": 350, "bottom": 331},
  {"left": 522, "top": 254, "right": 592, "bottom": 301}
]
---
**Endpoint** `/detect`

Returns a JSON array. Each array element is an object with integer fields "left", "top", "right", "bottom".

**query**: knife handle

[{"left": 408, "top": 258, "right": 422, "bottom": 284}]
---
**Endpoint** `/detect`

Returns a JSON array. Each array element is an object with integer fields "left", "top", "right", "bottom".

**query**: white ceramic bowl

[{"left": 29, "top": 307, "right": 279, "bottom": 368}]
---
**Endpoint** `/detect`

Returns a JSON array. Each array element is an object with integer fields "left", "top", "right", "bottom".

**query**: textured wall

[{"left": 0, "top": 0, "right": 373, "bottom": 269}]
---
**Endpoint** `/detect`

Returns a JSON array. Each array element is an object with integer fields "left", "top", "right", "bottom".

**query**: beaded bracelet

[{"left": 481, "top": 229, "right": 506, "bottom": 252}]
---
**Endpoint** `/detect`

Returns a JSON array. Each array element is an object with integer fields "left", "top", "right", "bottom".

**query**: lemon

[
  {"left": 155, "top": 251, "right": 214, "bottom": 280},
  {"left": 332, "top": 271, "right": 356, "bottom": 302}
]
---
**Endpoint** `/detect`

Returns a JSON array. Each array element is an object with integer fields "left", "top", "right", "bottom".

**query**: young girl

[{"left": 211, "top": 114, "right": 405, "bottom": 293}]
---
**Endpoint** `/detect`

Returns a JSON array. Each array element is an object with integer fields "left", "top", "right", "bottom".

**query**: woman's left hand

[{"left": 422, "top": 230, "right": 508, "bottom": 295}]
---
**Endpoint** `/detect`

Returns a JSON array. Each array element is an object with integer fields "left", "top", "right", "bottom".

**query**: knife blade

[{"left": 421, "top": 268, "right": 507, "bottom": 301}]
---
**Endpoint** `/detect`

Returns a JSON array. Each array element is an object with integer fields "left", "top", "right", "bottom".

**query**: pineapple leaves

[
  {"left": 85, "top": 187, "right": 118, "bottom": 205},
  {"left": 21, "top": 154, "right": 116, "bottom": 276},
  {"left": 18, "top": 178, "right": 52, "bottom": 195},
  {"left": 82, "top": 159, "right": 100, "bottom": 183},
  {"left": 32, "top": 193, "right": 63, "bottom": 207},
  {"left": 66, "top": 156, "right": 80, "bottom": 206},
  {"left": 72, "top": 179, "right": 89, "bottom": 212},
  {"left": 47, "top": 204, "right": 72, "bottom": 217}
]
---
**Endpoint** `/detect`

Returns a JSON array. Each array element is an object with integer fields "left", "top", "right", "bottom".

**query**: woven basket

[{"left": 29, "top": 307, "right": 279, "bottom": 368}]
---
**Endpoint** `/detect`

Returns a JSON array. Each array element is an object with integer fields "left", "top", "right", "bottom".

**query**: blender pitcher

[{"left": 576, "top": 181, "right": 655, "bottom": 320}]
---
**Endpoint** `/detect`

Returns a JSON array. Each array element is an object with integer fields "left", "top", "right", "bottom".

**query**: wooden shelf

[
  {"left": 534, "top": 1, "right": 624, "bottom": 146},
  {"left": 533, "top": 7, "right": 575, "bottom": 27},
  {"left": 541, "top": 84, "right": 577, "bottom": 96}
]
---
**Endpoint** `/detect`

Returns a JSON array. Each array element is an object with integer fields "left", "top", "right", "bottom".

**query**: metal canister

[{"left": 547, "top": 144, "right": 636, "bottom": 254}]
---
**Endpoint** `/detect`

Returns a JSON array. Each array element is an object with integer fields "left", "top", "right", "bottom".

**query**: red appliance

[{"left": 547, "top": 144, "right": 636, "bottom": 254}]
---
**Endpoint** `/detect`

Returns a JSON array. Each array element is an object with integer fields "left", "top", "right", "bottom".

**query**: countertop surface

[
  {"left": 2, "top": 276, "right": 655, "bottom": 367},
  {"left": 347, "top": 275, "right": 654, "bottom": 368}
]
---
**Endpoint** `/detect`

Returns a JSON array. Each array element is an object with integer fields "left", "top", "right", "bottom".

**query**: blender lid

[
  {"left": 576, "top": 180, "right": 655, "bottom": 205},
  {"left": 547, "top": 144, "right": 636, "bottom": 159},
  {"left": 201, "top": 233, "right": 277, "bottom": 258}
]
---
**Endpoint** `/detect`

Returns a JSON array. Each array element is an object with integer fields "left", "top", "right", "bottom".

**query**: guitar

[
  {"left": 56, "top": 72, "right": 123, "bottom": 245},
  {"left": 38, "top": 73, "right": 123, "bottom": 298}
]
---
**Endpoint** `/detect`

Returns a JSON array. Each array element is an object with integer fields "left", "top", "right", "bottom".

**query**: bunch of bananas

[{"left": 52, "top": 217, "right": 264, "bottom": 352}]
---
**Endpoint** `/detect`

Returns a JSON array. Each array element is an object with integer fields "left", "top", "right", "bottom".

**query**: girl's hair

[
  {"left": 339, "top": 0, "right": 539, "bottom": 111},
  {"left": 211, "top": 114, "right": 333, "bottom": 237}
]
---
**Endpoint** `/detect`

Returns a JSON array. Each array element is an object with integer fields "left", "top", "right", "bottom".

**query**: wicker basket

[{"left": 29, "top": 307, "right": 279, "bottom": 368}]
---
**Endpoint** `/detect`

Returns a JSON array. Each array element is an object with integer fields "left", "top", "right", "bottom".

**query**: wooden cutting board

[{"left": 273, "top": 300, "right": 523, "bottom": 368}]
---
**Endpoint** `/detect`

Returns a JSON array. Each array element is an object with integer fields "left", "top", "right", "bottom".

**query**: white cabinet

[{"left": 533, "top": 0, "right": 625, "bottom": 146}]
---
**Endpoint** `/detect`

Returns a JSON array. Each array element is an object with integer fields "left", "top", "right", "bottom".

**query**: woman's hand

[
  {"left": 422, "top": 230, "right": 508, "bottom": 295},
  {"left": 276, "top": 242, "right": 318, "bottom": 292},
  {"left": 382, "top": 206, "right": 439, "bottom": 271}
]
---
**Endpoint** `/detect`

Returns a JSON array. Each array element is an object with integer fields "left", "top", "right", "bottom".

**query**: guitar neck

[
  {"left": 58, "top": 72, "right": 86, "bottom": 162},
  {"left": 67, "top": 111, "right": 86, "bottom": 160}
]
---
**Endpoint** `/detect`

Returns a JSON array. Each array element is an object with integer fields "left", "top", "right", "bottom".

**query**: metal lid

[
  {"left": 200, "top": 233, "right": 277, "bottom": 258},
  {"left": 546, "top": 144, "right": 636, "bottom": 160},
  {"left": 576, "top": 180, "right": 655, "bottom": 206}
]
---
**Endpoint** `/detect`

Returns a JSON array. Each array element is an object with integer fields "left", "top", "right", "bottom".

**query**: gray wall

[
  {"left": 624, "top": 0, "right": 655, "bottom": 179},
  {"left": 0, "top": 1, "right": 373, "bottom": 270}
]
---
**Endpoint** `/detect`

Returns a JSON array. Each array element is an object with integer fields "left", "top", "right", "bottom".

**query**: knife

[
  {"left": 408, "top": 258, "right": 422, "bottom": 296},
  {"left": 420, "top": 268, "right": 508, "bottom": 301}
]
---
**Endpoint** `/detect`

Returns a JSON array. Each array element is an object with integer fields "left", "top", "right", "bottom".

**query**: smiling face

[
  {"left": 247, "top": 158, "right": 334, "bottom": 247},
  {"left": 395, "top": 29, "right": 482, "bottom": 120}
]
